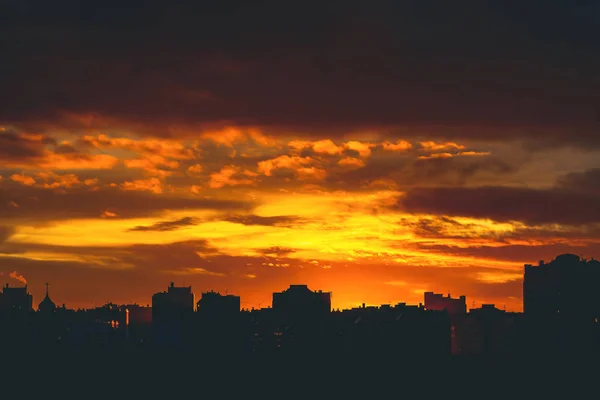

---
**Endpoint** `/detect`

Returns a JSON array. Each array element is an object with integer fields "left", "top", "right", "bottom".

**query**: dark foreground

[{"left": 2, "top": 349, "right": 598, "bottom": 398}]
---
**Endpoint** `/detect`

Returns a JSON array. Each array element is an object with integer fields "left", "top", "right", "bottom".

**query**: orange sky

[{"left": 1, "top": 125, "right": 599, "bottom": 312}]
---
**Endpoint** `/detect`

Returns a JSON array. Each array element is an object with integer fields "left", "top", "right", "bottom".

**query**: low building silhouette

[
  {"left": 424, "top": 292, "right": 467, "bottom": 314},
  {"left": 197, "top": 290, "right": 240, "bottom": 316},
  {"left": 270, "top": 285, "right": 332, "bottom": 354},
  {"left": 452, "top": 304, "right": 521, "bottom": 356},
  {"left": 272, "top": 284, "right": 331, "bottom": 316},
  {"left": 332, "top": 303, "right": 451, "bottom": 358},
  {"left": 1, "top": 283, "right": 33, "bottom": 313}
]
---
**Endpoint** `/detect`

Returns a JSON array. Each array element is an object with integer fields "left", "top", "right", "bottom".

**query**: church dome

[
  {"left": 38, "top": 283, "right": 56, "bottom": 312},
  {"left": 554, "top": 253, "right": 581, "bottom": 264}
]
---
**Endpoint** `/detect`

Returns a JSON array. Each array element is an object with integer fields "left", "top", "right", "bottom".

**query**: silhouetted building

[
  {"left": 125, "top": 304, "right": 152, "bottom": 325},
  {"left": 523, "top": 254, "right": 600, "bottom": 355},
  {"left": 269, "top": 285, "right": 332, "bottom": 354},
  {"left": 1, "top": 283, "right": 33, "bottom": 313},
  {"left": 332, "top": 303, "right": 451, "bottom": 358},
  {"left": 272, "top": 284, "right": 331, "bottom": 316},
  {"left": 524, "top": 254, "right": 600, "bottom": 320},
  {"left": 152, "top": 282, "right": 195, "bottom": 318},
  {"left": 197, "top": 291, "right": 240, "bottom": 316},
  {"left": 452, "top": 304, "right": 521, "bottom": 356},
  {"left": 424, "top": 292, "right": 467, "bottom": 314},
  {"left": 424, "top": 292, "right": 467, "bottom": 355},
  {"left": 152, "top": 282, "right": 195, "bottom": 346},
  {"left": 194, "top": 291, "right": 243, "bottom": 355}
]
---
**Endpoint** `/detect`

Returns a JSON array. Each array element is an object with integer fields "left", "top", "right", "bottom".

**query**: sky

[{"left": 1, "top": 1, "right": 599, "bottom": 311}]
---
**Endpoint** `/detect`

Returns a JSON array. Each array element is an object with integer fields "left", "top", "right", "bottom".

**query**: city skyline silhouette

[{"left": 2, "top": 252, "right": 599, "bottom": 357}]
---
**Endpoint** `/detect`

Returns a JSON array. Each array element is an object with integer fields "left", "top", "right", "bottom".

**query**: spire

[{"left": 38, "top": 282, "right": 56, "bottom": 312}]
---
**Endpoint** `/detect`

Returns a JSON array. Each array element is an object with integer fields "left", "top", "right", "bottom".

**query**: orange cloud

[
  {"left": 338, "top": 157, "right": 365, "bottom": 169},
  {"left": 209, "top": 165, "right": 255, "bottom": 188},
  {"left": 37, "top": 152, "right": 119, "bottom": 170},
  {"left": 187, "top": 164, "right": 203, "bottom": 176},
  {"left": 419, "top": 141, "right": 465, "bottom": 151},
  {"left": 81, "top": 134, "right": 194, "bottom": 160},
  {"left": 190, "top": 185, "right": 202, "bottom": 194},
  {"left": 11, "top": 173, "right": 36, "bottom": 186},
  {"left": 344, "top": 141, "right": 373, "bottom": 158},
  {"left": 258, "top": 155, "right": 314, "bottom": 176},
  {"left": 312, "top": 139, "right": 343, "bottom": 155},
  {"left": 168, "top": 267, "right": 226, "bottom": 276},
  {"left": 296, "top": 167, "right": 327, "bottom": 181},
  {"left": 120, "top": 178, "right": 163, "bottom": 194},
  {"left": 124, "top": 155, "right": 179, "bottom": 176},
  {"left": 100, "top": 210, "right": 118, "bottom": 218},
  {"left": 418, "top": 151, "right": 491, "bottom": 159},
  {"left": 288, "top": 139, "right": 343, "bottom": 155},
  {"left": 418, "top": 152, "right": 454, "bottom": 159},
  {"left": 201, "top": 127, "right": 274, "bottom": 148},
  {"left": 382, "top": 140, "right": 413, "bottom": 151},
  {"left": 458, "top": 151, "right": 491, "bottom": 157},
  {"left": 10, "top": 172, "right": 99, "bottom": 190}
]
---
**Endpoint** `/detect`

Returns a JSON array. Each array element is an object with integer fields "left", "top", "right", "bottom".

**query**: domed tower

[{"left": 38, "top": 283, "right": 56, "bottom": 313}]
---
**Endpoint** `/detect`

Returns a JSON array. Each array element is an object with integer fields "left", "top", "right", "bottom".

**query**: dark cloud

[
  {"left": 399, "top": 167, "right": 600, "bottom": 225},
  {"left": 257, "top": 247, "right": 297, "bottom": 257},
  {"left": 408, "top": 157, "right": 515, "bottom": 186},
  {"left": 418, "top": 243, "right": 600, "bottom": 265},
  {"left": 0, "top": 130, "right": 48, "bottom": 161},
  {"left": 0, "top": 226, "right": 15, "bottom": 244},
  {"left": 0, "top": 185, "right": 253, "bottom": 220},
  {"left": 223, "top": 214, "right": 305, "bottom": 227},
  {"left": 556, "top": 168, "right": 600, "bottom": 194},
  {"left": 404, "top": 216, "right": 600, "bottom": 246},
  {"left": 1, "top": 1, "right": 598, "bottom": 145},
  {"left": 335, "top": 153, "right": 516, "bottom": 190},
  {"left": 397, "top": 167, "right": 600, "bottom": 225},
  {"left": 128, "top": 217, "right": 199, "bottom": 232},
  {"left": 403, "top": 216, "right": 485, "bottom": 240},
  {"left": 399, "top": 185, "right": 600, "bottom": 225}
]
